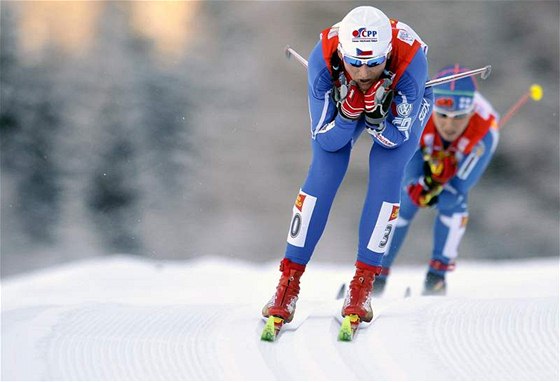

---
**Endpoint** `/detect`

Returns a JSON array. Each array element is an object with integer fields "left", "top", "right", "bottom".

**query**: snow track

[
  {"left": 2, "top": 256, "right": 558, "bottom": 380},
  {"left": 426, "top": 297, "right": 558, "bottom": 380}
]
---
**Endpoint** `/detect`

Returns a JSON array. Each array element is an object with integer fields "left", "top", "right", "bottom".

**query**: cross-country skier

[
  {"left": 373, "top": 65, "right": 500, "bottom": 296},
  {"left": 262, "top": 6, "right": 433, "bottom": 324}
]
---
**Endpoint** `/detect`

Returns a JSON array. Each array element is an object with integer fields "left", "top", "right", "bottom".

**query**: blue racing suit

[
  {"left": 284, "top": 20, "right": 433, "bottom": 267},
  {"left": 380, "top": 92, "right": 500, "bottom": 276}
]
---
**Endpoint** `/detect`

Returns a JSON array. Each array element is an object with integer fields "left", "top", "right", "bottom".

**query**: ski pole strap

[{"left": 429, "top": 259, "right": 456, "bottom": 272}]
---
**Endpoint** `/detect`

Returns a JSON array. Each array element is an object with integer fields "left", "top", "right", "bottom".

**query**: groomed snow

[{"left": 2, "top": 256, "right": 558, "bottom": 380}]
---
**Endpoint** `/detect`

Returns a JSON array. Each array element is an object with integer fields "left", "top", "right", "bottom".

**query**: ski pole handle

[{"left": 284, "top": 45, "right": 491, "bottom": 88}]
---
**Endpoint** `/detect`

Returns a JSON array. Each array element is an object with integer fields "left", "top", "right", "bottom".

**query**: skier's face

[
  {"left": 339, "top": 52, "right": 387, "bottom": 93},
  {"left": 433, "top": 111, "right": 473, "bottom": 141}
]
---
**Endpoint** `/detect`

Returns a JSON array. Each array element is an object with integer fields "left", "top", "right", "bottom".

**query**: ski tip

[
  {"left": 338, "top": 314, "right": 360, "bottom": 342},
  {"left": 261, "top": 331, "right": 275, "bottom": 342},
  {"left": 261, "top": 316, "right": 284, "bottom": 342}
]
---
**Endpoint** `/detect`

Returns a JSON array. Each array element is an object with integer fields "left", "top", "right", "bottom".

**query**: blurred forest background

[{"left": 1, "top": 1, "right": 559, "bottom": 277}]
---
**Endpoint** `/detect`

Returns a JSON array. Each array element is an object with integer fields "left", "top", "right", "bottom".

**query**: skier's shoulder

[
  {"left": 390, "top": 19, "right": 428, "bottom": 54},
  {"left": 388, "top": 19, "right": 428, "bottom": 93},
  {"left": 455, "top": 94, "right": 499, "bottom": 155},
  {"left": 307, "top": 41, "right": 333, "bottom": 97},
  {"left": 472, "top": 91, "right": 499, "bottom": 122},
  {"left": 467, "top": 92, "right": 499, "bottom": 142}
]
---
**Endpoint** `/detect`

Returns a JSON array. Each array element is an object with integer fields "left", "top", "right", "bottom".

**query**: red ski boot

[
  {"left": 262, "top": 258, "right": 306, "bottom": 323},
  {"left": 341, "top": 261, "right": 382, "bottom": 322}
]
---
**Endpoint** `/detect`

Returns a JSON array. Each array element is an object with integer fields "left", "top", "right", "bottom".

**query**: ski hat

[
  {"left": 433, "top": 65, "right": 478, "bottom": 115},
  {"left": 338, "top": 6, "right": 392, "bottom": 59}
]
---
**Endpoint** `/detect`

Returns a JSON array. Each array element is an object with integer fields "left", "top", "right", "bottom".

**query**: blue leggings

[
  {"left": 380, "top": 188, "right": 469, "bottom": 276},
  {"left": 285, "top": 117, "right": 428, "bottom": 267},
  {"left": 379, "top": 127, "right": 498, "bottom": 276}
]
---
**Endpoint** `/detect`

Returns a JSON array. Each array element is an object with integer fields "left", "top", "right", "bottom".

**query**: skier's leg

[
  {"left": 357, "top": 136, "right": 422, "bottom": 267},
  {"left": 284, "top": 139, "right": 352, "bottom": 265},
  {"left": 343, "top": 91, "right": 432, "bottom": 318},
  {"left": 264, "top": 139, "right": 352, "bottom": 320},
  {"left": 373, "top": 188, "right": 419, "bottom": 294},
  {"left": 342, "top": 138, "right": 418, "bottom": 314},
  {"left": 423, "top": 191, "right": 469, "bottom": 295}
]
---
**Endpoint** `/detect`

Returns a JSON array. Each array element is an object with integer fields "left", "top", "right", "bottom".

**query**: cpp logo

[{"left": 352, "top": 28, "right": 378, "bottom": 38}]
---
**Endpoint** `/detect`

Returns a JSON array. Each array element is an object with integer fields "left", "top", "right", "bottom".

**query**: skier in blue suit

[
  {"left": 373, "top": 65, "right": 500, "bottom": 296},
  {"left": 263, "top": 6, "right": 433, "bottom": 324}
]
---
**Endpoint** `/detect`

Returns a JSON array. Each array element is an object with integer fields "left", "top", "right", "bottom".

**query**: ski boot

[
  {"left": 341, "top": 261, "right": 382, "bottom": 322},
  {"left": 372, "top": 267, "right": 390, "bottom": 297},
  {"left": 262, "top": 258, "right": 306, "bottom": 323},
  {"left": 422, "top": 259, "right": 454, "bottom": 296},
  {"left": 422, "top": 271, "right": 446, "bottom": 295}
]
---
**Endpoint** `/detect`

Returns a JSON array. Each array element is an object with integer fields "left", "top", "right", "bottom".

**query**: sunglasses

[
  {"left": 435, "top": 111, "right": 471, "bottom": 120},
  {"left": 342, "top": 54, "right": 387, "bottom": 68}
]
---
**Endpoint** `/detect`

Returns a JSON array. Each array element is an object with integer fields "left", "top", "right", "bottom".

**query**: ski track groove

[
  {"left": 384, "top": 299, "right": 443, "bottom": 380},
  {"left": 168, "top": 305, "right": 190, "bottom": 379},
  {"left": 49, "top": 306, "right": 95, "bottom": 379},
  {"left": 10, "top": 299, "right": 559, "bottom": 380},
  {"left": 257, "top": 306, "right": 340, "bottom": 380},
  {"left": 540, "top": 301, "right": 559, "bottom": 371},
  {"left": 44, "top": 304, "right": 226, "bottom": 380},
  {"left": 299, "top": 316, "right": 356, "bottom": 380},
  {"left": 258, "top": 322, "right": 306, "bottom": 379},
  {"left": 186, "top": 311, "right": 210, "bottom": 380},
  {"left": 4, "top": 290, "right": 558, "bottom": 380},
  {"left": 332, "top": 299, "right": 413, "bottom": 381},
  {"left": 290, "top": 318, "right": 326, "bottom": 379},
  {"left": 334, "top": 317, "right": 383, "bottom": 380},
  {"left": 149, "top": 307, "right": 168, "bottom": 379},
  {"left": 427, "top": 297, "right": 558, "bottom": 380}
]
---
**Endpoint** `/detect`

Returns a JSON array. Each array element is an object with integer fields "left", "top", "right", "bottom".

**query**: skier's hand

[
  {"left": 423, "top": 151, "right": 458, "bottom": 185},
  {"left": 364, "top": 78, "right": 393, "bottom": 132},
  {"left": 338, "top": 81, "right": 365, "bottom": 120},
  {"left": 407, "top": 177, "right": 442, "bottom": 207}
]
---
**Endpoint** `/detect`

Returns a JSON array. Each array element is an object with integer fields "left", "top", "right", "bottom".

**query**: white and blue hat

[
  {"left": 338, "top": 6, "right": 392, "bottom": 60},
  {"left": 433, "top": 65, "right": 477, "bottom": 116}
]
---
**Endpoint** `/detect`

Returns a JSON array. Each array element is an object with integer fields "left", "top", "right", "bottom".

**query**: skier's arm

[
  {"left": 436, "top": 129, "right": 499, "bottom": 210},
  {"left": 402, "top": 149, "right": 425, "bottom": 186},
  {"left": 368, "top": 49, "right": 428, "bottom": 149},
  {"left": 448, "top": 128, "right": 499, "bottom": 194},
  {"left": 406, "top": 149, "right": 445, "bottom": 207},
  {"left": 307, "top": 42, "right": 358, "bottom": 152}
]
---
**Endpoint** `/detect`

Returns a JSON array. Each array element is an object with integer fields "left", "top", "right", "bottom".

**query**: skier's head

[
  {"left": 433, "top": 65, "right": 477, "bottom": 115},
  {"left": 337, "top": 6, "right": 392, "bottom": 92},
  {"left": 432, "top": 65, "right": 477, "bottom": 141}
]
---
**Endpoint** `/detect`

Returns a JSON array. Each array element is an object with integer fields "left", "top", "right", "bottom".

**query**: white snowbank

[{"left": 2, "top": 256, "right": 558, "bottom": 380}]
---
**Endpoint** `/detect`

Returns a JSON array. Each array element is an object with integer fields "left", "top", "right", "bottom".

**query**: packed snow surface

[{"left": 2, "top": 256, "right": 558, "bottom": 380}]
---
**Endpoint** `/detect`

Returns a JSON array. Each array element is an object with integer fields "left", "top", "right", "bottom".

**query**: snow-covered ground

[{"left": 2, "top": 255, "right": 558, "bottom": 380}]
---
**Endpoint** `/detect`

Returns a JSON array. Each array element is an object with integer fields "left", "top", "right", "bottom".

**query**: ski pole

[
  {"left": 426, "top": 66, "right": 491, "bottom": 87},
  {"left": 285, "top": 46, "right": 308, "bottom": 69},
  {"left": 498, "top": 84, "right": 543, "bottom": 128},
  {"left": 285, "top": 45, "right": 492, "bottom": 88}
]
